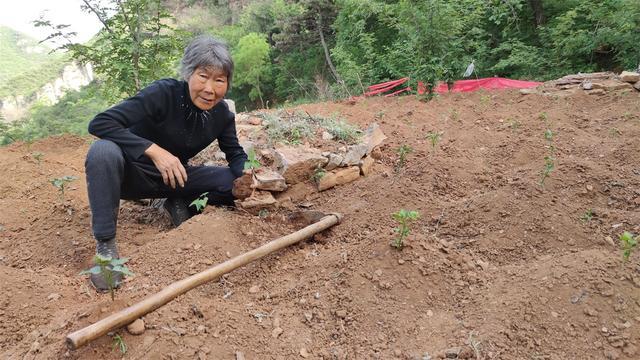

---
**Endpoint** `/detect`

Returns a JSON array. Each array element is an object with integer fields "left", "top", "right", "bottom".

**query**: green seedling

[
  {"left": 539, "top": 155, "right": 555, "bottom": 187},
  {"left": 80, "top": 254, "right": 133, "bottom": 301},
  {"left": 450, "top": 109, "right": 459, "bottom": 122},
  {"left": 258, "top": 209, "right": 269, "bottom": 218},
  {"left": 190, "top": 192, "right": 209, "bottom": 212},
  {"left": 426, "top": 131, "right": 442, "bottom": 149},
  {"left": 619, "top": 231, "right": 638, "bottom": 262},
  {"left": 50, "top": 176, "right": 77, "bottom": 201},
  {"left": 580, "top": 209, "right": 594, "bottom": 223},
  {"left": 32, "top": 151, "right": 44, "bottom": 165},
  {"left": 539, "top": 112, "right": 548, "bottom": 122},
  {"left": 608, "top": 128, "right": 621, "bottom": 137},
  {"left": 311, "top": 167, "right": 326, "bottom": 183},
  {"left": 544, "top": 129, "right": 554, "bottom": 141},
  {"left": 480, "top": 95, "right": 490, "bottom": 104},
  {"left": 391, "top": 209, "right": 420, "bottom": 249},
  {"left": 112, "top": 333, "right": 127, "bottom": 354},
  {"left": 243, "top": 148, "right": 261, "bottom": 171},
  {"left": 508, "top": 118, "right": 520, "bottom": 130},
  {"left": 395, "top": 144, "right": 413, "bottom": 172},
  {"left": 374, "top": 110, "right": 386, "bottom": 120}
]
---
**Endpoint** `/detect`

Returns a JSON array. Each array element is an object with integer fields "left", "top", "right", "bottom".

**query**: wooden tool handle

[{"left": 66, "top": 213, "right": 342, "bottom": 349}]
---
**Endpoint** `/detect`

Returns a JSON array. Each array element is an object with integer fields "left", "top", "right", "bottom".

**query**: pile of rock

[
  {"left": 195, "top": 111, "right": 387, "bottom": 213},
  {"left": 520, "top": 71, "right": 640, "bottom": 96}
]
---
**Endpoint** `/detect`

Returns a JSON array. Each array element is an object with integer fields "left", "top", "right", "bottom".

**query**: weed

[
  {"left": 32, "top": 151, "right": 44, "bottom": 165},
  {"left": 623, "top": 112, "right": 632, "bottom": 120},
  {"left": 263, "top": 110, "right": 314, "bottom": 145},
  {"left": 112, "top": 333, "right": 127, "bottom": 354},
  {"left": 80, "top": 254, "right": 133, "bottom": 300},
  {"left": 395, "top": 144, "right": 413, "bottom": 172},
  {"left": 619, "top": 231, "right": 638, "bottom": 261},
  {"left": 539, "top": 128, "right": 556, "bottom": 188},
  {"left": 374, "top": 111, "right": 386, "bottom": 120},
  {"left": 311, "top": 167, "right": 326, "bottom": 183},
  {"left": 480, "top": 95, "right": 490, "bottom": 104},
  {"left": 50, "top": 176, "right": 77, "bottom": 201},
  {"left": 508, "top": 118, "right": 520, "bottom": 130},
  {"left": 580, "top": 209, "right": 594, "bottom": 223},
  {"left": 258, "top": 209, "right": 269, "bottom": 218},
  {"left": 321, "top": 117, "right": 361, "bottom": 144},
  {"left": 244, "top": 148, "right": 261, "bottom": 171},
  {"left": 544, "top": 129, "right": 554, "bottom": 141},
  {"left": 190, "top": 192, "right": 209, "bottom": 212},
  {"left": 450, "top": 108, "right": 459, "bottom": 122},
  {"left": 538, "top": 112, "right": 548, "bottom": 122},
  {"left": 426, "top": 131, "right": 442, "bottom": 149},
  {"left": 608, "top": 128, "right": 621, "bottom": 138},
  {"left": 391, "top": 209, "right": 420, "bottom": 249}
]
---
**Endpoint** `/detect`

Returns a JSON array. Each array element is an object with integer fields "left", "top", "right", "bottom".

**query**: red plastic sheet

[{"left": 432, "top": 77, "right": 542, "bottom": 93}]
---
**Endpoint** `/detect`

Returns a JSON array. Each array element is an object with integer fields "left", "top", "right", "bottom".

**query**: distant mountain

[{"left": 0, "top": 26, "right": 93, "bottom": 122}]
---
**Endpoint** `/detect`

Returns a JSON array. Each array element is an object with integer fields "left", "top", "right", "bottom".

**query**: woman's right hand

[{"left": 144, "top": 144, "right": 188, "bottom": 189}]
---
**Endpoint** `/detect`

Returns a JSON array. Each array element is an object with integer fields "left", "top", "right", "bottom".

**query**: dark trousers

[{"left": 85, "top": 139, "right": 236, "bottom": 241}]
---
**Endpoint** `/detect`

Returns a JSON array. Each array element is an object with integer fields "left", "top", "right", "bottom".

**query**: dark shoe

[
  {"left": 91, "top": 238, "right": 123, "bottom": 291},
  {"left": 163, "top": 197, "right": 192, "bottom": 227}
]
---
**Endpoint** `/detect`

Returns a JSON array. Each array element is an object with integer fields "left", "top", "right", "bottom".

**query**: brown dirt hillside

[{"left": 1, "top": 88, "right": 639, "bottom": 360}]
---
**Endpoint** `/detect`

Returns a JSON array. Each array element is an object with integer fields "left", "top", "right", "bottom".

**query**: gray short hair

[{"left": 180, "top": 35, "right": 234, "bottom": 88}]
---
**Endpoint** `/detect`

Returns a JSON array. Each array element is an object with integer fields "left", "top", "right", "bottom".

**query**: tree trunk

[
  {"left": 316, "top": 13, "right": 341, "bottom": 84},
  {"left": 528, "top": 0, "right": 545, "bottom": 27}
]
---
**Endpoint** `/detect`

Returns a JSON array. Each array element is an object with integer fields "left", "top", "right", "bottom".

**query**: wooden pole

[{"left": 66, "top": 213, "right": 342, "bottom": 349}]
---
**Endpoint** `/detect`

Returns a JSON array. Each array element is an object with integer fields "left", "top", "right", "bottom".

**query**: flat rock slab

[
  {"left": 274, "top": 146, "right": 328, "bottom": 184},
  {"left": 253, "top": 168, "right": 287, "bottom": 192},
  {"left": 318, "top": 166, "right": 360, "bottom": 191},
  {"left": 362, "top": 122, "right": 387, "bottom": 153},
  {"left": 591, "top": 80, "right": 634, "bottom": 91},
  {"left": 236, "top": 191, "right": 277, "bottom": 212},
  {"left": 620, "top": 71, "right": 640, "bottom": 83}
]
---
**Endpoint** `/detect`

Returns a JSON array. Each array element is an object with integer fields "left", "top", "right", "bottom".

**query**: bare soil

[{"left": 1, "top": 89, "right": 640, "bottom": 360}]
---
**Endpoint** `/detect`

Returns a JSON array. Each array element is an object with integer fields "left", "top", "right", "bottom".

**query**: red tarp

[{"left": 432, "top": 77, "right": 542, "bottom": 93}]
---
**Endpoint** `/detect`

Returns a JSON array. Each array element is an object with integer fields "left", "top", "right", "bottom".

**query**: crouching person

[{"left": 84, "top": 35, "right": 247, "bottom": 290}]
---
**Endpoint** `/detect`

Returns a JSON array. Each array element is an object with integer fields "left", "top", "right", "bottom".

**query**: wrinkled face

[{"left": 187, "top": 66, "right": 228, "bottom": 111}]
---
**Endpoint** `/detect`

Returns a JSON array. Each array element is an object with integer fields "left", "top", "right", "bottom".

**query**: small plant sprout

[
  {"left": 608, "top": 128, "right": 621, "bottom": 137},
  {"left": 190, "top": 192, "right": 209, "bottom": 212},
  {"left": 450, "top": 108, "right": 459, "bottom": 122},
  {"left": 539, "top": 155, "right": 555, "bottom": 187},
  {"left": 426, "top": 131, "right": 442, "bottom": 149},
  {"left": 311, "top": 166, "right": 326, "bottom": 183},
  {"left": 80, "top": 254, "right": 133, "bottom": 300},
  {"left": 243, "top": 148, "right": 261, "bottom": 171},
  {"left": 112, "top": 333, "right": 127, "bottom": 354},
  {"left": 50, "top": 176, "right": 77, "bottom": 201},
  {"left": 391, "top": 209, "right": 420, "bottom": 249},
  {"left": 619, "top": 231, "right": 638, "bottom": 262},
  {"left": 539, "top": 112, "right": 548, "bottom": 122},
  {"left": 395, "top": 144, "right": 413, "bottom": 172},
  {"left": 580, "top": 209, "right": 594, "bottom": 223},
  {"left": 32, "top": 151, "right": 44, "bottom": 165}
]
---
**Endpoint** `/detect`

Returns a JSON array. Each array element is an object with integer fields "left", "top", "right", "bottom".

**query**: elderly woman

[{"left": 85, "top": 35, "right": 247, "bottom": 290}]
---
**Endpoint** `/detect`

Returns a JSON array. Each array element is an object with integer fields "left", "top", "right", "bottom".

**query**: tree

[
  {"left": 233, "top": 32, "right": 271, "bottom": 108},
  {"left": 35, "top": 0, "right": 184, "bottom": 103}
]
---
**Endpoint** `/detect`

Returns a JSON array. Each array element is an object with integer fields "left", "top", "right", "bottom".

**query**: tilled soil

[{"left": 1, "top": 89, "right": 639, "bottom": 360}]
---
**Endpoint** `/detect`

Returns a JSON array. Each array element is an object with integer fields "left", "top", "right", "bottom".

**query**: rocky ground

[{"left": 1, "top": 84, "right": 639, "bottom": 360}]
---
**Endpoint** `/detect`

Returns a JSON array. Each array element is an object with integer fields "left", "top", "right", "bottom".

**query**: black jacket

[{"left": 88, "top": 78, "right": 247, "bottom": 177}]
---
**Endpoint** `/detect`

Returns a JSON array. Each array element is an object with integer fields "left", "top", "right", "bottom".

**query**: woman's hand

[{"left": 144, "top": 144, "right": 187, "bottom": 189}]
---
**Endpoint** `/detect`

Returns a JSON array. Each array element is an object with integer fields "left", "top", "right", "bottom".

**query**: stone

[
  {"left": 236, "top": 351, "right": 246, "bottom": 360},
  {"left": 584, "top": 307, "right": 599, "bottom": 317},
  {"left": 335, "top": 167, "right": 360, "bottom": 186},
  {"left": 324, "top": 153, "right": 343, "bottom": 171},
  {"left": 252, "top": 168, "right": 287, "bottom": 192},
  {"left": 634, "top": 81, "right": 640, "bottom": 91},
  {"left": 223, "top": 99, "right": 236, "bottom": 114},
  {"left": 322, "top": 131, "right": 334, "bottom": 140},
  {"left": 249, "top": 285, "right": 260, "bottom": 294},
  {"left": 317, "top": 172, "right": 337, "bottom": 191},
  {"left": 445, "top": 347, "right": 461, "bottom": 358},
  {"left": 300, "top": 348, "right": 310, "bottom": 358},
  {"left": 47, "top": 293, "right": 61, "bottom": 301},
  {"left": 232, "top": 173, "right": 254, "bottom": 200},
  {"left": 336, "top": 310, "right": 347, "bottom": 318},
  {"left": 127, "top": 319, "right": 145, "bottom": 335},
  {"left": 604, "top": 236, "right": 615, "bottom": 247},
  {"left": 248, "top": 117, "right": 262, "bottom": 125},
  {"left": 586, "top": 89, "right": 606, "bottom": 96},
  {"left": 341, "top": 143, "right": 368, "bottom": 166},
  {"left": 591, "top": 80, "right": 633, "bottom": 91},
  {"left": 274, "top": 146, "right": 328, "bottom": 184},
  {"left": 359, "top": 156, "right": 375, "bottom": 176},
  {"left": 236, "top": 191, "right": 277, "bottom": 212},
  {"left": 619, "top": 71, "right": 640, "bottom": 83},
  {"left": 362, "top": 122, "right": 387, "bottom": 153},
  {"left": 272, "top": 327, "right": 284, "bottom": 338}
]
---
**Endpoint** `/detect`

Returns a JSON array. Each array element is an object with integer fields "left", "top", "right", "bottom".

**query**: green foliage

[
  {"left": 619, "top": 231, "right": 638, "bottom": 262},
  {"left": 31, "top": 152, "right": 44, "bottom": 165},
  {"left": 312, "top": 167, "right": 326, "bottom": 183},
  {"left": 320, "top": 116, "right": 361, "bottom": 144},
  {"left": 112, "top": 333, "right": 127, "bottom": 354},
  {"left": 50, "top": 176, "right": 77, "bottom": 201},
  {"left": 395, "top": 144, "right": 413, "bottom": 172},
  {"left": 391, "top": 209, "right": 420, "bottom": 249},
  {"left": 189, "top": 192, "right": 209, "bottom": 213},
  {"left": 540, "top": 127, "right": 556, "bottom": 188},
  {"left": 263, "top": 110, "right": 315, "bottom": 145},
  {"left": 80, "top": 254, "right": 133, "bottom": 300},
  {"left": 233, "top": 33, "right": 271, "bottom": 107},
  {"left": 35, "top": 0, "right": 184, "bottom": 103},
  {"left": 243, "top": 148, "right": 261, "bottom": 171}
]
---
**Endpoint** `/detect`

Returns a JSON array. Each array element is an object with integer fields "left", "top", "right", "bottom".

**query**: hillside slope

[{"left": 1, "top": 88, "right": 639, "bottom": 359}]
